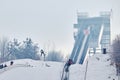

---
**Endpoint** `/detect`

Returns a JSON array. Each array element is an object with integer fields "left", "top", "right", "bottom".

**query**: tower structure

[
  {"left": 70, "top": 11, "right": 111, "bottom": 64},
  {"left": 74, "top": 12, "right": 111, "bottom": 50}
]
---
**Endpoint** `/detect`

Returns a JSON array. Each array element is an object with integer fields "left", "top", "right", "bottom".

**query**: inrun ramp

[{"left": 70, "top": 12, "right": 111, "bottom": 64}]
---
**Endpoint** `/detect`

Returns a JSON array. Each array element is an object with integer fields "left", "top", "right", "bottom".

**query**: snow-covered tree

[
  {"left": 20, "top": 38, "right": 40, "bottom": 60},
  {"left": 7, "top": 38, "right": 21, "bottom": 60},
  {"left": 7, "top": 38, "right": 40, "bottom": 60}
]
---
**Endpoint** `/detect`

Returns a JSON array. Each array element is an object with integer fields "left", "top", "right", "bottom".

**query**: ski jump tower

[{"left": 70, "top": 12, "right": 111, "bottom": 64}]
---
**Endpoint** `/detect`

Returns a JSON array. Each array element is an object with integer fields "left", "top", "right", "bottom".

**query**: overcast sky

[{"left": 0, "top": 0, "right": 120, "bottom": 54}]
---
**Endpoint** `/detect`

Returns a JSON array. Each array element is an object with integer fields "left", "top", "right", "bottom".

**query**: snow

[
  {"left": 0, "top": 53, "right": 117, "bottom": 80},
  {"left": 70, "top": 53, "right": 117, "bottom": 80}
]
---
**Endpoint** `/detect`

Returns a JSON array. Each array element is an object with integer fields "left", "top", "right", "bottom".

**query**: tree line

[{"left": 0, "top": 37, "right": 65, "bottom": 63}]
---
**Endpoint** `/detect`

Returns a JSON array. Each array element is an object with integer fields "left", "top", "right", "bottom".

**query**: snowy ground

[
  {"left": 0, "top": 53, "right": 117, "bottom": 80},
  {"left": 70, "top": 53, "right": 117, "bottom": 80}
]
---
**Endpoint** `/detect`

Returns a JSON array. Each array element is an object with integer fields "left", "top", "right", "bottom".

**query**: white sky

[{"left": 0, "top": 0, "right": 120, "bottom": 54}]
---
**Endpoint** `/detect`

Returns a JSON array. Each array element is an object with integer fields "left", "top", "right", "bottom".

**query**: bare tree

[
  {"left": 0, "top": 37, "right": 9, "bottom": 63},
  {"left": 111, "top": 34, "right": 120, "bottom": 75},
  {"left": 46, "top": 50, "right": 64, "bottom": 62}
]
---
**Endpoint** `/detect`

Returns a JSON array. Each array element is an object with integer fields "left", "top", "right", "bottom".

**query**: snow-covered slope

[
  {"left": 0, "top": 60, "right": 64, "bottom": 80},
  {"left": 0, "top": 53, "right": 117, "bottom": 80},
  {"left": 70, "top": 53, "right": 117, "bottom": 80}
]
